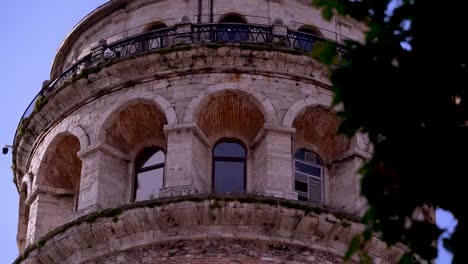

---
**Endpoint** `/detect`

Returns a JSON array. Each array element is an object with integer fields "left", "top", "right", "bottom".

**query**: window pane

[
  {"left": 135, "top": 167, "right": 163, "bottom": 201},
  {"left": 214, "top": 161, "right": 244, "bottom": 193},
  {"left": 295, "top": 161, "right": 321, "bottom": 177},
  {"left": 141, "top": 151, "right": 165, "bottom": 168},
  {"left": 214, "top": 142, "right": 245, "bottom": 157},
  {"left": 294, "top": 149, "right": 306, "bottom": 160},
  {"left": 295, "top": 180, "right": 308, "bottom": 193},
  {"left": 298, "top": 195, "right": 308, "bottom": 201}
]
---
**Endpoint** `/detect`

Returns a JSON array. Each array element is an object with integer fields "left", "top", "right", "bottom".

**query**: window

[
  {"left": 217, "top": 14, "right": 249, "bottom": 43},
  {"left": 295, "top": 26, "right": 322, "bottom": 52},
  {"left": 294, "top": 149, "right": 323, "bottom": 204},
  {"left": 141, "top": 23, "right": 168, "bottom": 51},
  {"left": 213, "top": 140, "right": 246, "bottom": 193},
  {"left": 134, "top": 147, "right": 165, "bottom": 201}
]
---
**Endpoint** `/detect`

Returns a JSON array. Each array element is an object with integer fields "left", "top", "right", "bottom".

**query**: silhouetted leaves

[{"left": 313, "top": 0, "right": 468, "bottom": 263}]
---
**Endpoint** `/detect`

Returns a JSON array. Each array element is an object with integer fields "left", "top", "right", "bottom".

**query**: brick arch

[
  {"left": 292, "top": 106, "right": 351, "bottom": 164},
  {"left": 37, "top": 133, "right": 82, "bottom": 190},
  {"left": 97, "top": 94, "right": 176, "bottom": 141},
  {"left": 99, "top": 99, "right": 168, "bottom": 154},
  {"left": 192, "top": 89, "right": 266, "bottom": 144},
  {"left": 282, "top": 96, "right": 332, "bottom": 127},
  {"left": 184, "top": 82, "right": 277, "bottom": 125}
]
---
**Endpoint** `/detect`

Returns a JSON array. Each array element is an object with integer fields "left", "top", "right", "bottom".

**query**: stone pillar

[
  {"left": 25, "top": 185, "right": 75, "bottom": 244},
  {"left": 174, "top": 23, "right": 193, "bottom": 45},
  {"left": 160, "top": 124, "right": 209, "bottom": 197},
  {"left": 328, "top": 154, "right": 367, "bottom": 215},
  {"left": 90, "top": 39, "right": 107, "bottom": 64},
  {"left": 77, "top": 142, "right": 130, "bottom": 215},
  {"left": 271, "top": 24, "right": 289, "bottom": 47},
  {"left": 251, "top": 125, "right": 297, "bottom": 199},
  {"left": 17, "top": 191, "right": 29, "bottom": 253}
]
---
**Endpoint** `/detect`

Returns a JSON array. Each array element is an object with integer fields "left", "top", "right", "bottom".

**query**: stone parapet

[{"left": 14, "top": 196, "right": 405, "bottom": 264}]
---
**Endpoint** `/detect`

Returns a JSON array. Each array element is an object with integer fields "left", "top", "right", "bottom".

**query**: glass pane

[
  {"left": 295, "top": 180, "right": 308, "bottom": 193},
  {"left": 135, "top": 167, "right": 163, "bottom": 201},
  {"left": 214, "top": 142, "right": 245, "bottom": 158},
  {"left": 295, "top": 149, "right": 323, "bottom": 165},
  {"left": 295, "top": 161, "right": 321, "bottom": 177},
  {"left": 298, "top": 195, "right": 308, "bottom": 201},
  {"left": 141, "top": 151, "right": 165, "bottom": 168},
  {"left": 214, "top": 161, "right": 245, "bottom": 193},
  {"left": 294, "top": 149, "right": 306, "bottom": 160}
]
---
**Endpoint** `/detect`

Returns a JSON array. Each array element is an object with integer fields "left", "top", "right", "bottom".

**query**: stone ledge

[{"left": 14, "top": 195, "right": 405, "bottom": 264}]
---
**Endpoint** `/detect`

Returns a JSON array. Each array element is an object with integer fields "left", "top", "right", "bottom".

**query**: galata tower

[{"left": 12, "top": 0, "right": 405, "bottom": 263}]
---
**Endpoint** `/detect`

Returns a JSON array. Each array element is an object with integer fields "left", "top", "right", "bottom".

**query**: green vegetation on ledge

[{"left": 13, "top": 195, "right": 357, "bottom": 264}]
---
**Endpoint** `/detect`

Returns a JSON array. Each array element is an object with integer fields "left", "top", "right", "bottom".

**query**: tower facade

[{"left": 13, "top": 0, "right": 404, "bottom": 263}]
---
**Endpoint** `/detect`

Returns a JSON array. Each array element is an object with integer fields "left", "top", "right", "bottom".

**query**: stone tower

[{"left": 12, "top": 0, "right": 405, "bottom": 263}]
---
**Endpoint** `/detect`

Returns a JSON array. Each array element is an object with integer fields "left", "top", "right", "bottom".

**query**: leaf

[
  {"left": 344, "top": 235, "right": 363, "bottom": 261},
  {"left": 310, "top": 41, "right": 338, "bottom": 66},
  {"left": 398, "top": 253, "right": 417, "bottom": 264}
]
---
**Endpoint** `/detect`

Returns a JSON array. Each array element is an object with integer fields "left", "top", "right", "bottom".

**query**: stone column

[
  {"left": 77, "top": 142, "right": 130, "bottom": 215},
  {"left": 271, "top": 24, "right": 289, "bottom": 47},
  {"left": 90, "top": 39, "right": 107, "bottom": 64},
  {"left": 328, "top": 154, "right": 367, "bottom": 215},
  {"left": 25, "top": 185, "right": 75, "bottom": 244},
  {"left": 251, "top": 125, "right": 297, "bottom": 199},
  {"left": 160, "top": 123, "right": 209, "bottom": 197},
  {"left": 174, "top": 23, "right": 193, "bottom": 45}
]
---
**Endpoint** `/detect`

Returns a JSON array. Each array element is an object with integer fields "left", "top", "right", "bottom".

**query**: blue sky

[
  {"left": 0, "top": 1, "right": 107, "bottom": 263},
  {"left": 0, "top": 1, "right": 455, "bottom": 263}
]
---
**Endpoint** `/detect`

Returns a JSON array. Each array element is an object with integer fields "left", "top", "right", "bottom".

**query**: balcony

[{"left": 12, "top": 22, "right": 345, "bottom": 186}]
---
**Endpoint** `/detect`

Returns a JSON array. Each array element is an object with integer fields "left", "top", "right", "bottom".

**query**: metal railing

[{"left": 14, "top": 22, "right": 345, "bottom": 146}]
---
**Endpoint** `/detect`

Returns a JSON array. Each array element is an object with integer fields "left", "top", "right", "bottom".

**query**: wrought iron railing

[{"left": 14, "top": 22, "right": 345, "bottom": 145}]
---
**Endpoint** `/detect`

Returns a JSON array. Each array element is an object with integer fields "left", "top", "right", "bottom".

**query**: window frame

[
  {"left": 133, "top": 146, "right": 166, "bottom": 202},
  {"left": 293, "top": 148, "right": 324, "bottom": 205},
  {"left": 217, "top": 13, "right": 249, "bottom": 43},
  {"left": 212, "top": 138, "right": 247, "bottom": 194}
]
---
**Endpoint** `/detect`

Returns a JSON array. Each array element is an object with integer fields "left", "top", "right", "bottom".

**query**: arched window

[
  {"left": 295, "top": 25, "right": 322, "bottom": 52},
  {"left": 141, "top": 22, "right": 168, "bottom": 51},
  {"left": 134, "top": 147, "right": 165, "bottom": 201},
  {"left": 219, "top": 14, "right": 247, "bottom": 23},
  {"left": 213, "top": 140, "right": 246, "bottom": 193},
  {"left": 294, "top": 149, "right": 323, "bottom": 204},
  {"left": 218, "top": 13, "right": 248, "bottom": 42},
  {"left": 147, "top": 23, "right": 167, "bottom": 32}
]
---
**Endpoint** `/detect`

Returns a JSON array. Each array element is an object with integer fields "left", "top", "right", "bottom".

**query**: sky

[
  {"left": 0, "top": 1, "right": 455, "bottom": 263},
  {"left": 0, "top": 1, "right": 107, "bottom": 263}
]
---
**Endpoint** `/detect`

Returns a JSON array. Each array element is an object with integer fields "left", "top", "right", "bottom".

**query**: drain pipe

[
  {"left": 198, "top": 0, "right": 202, "bottom": 23},
  {"left": 210, "top": 0, "right": 214, "bottom": 22}
]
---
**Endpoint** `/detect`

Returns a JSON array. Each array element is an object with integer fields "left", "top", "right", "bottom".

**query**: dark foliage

[{"left": 312, "top": 0, "right": 468, "bottom": 263}]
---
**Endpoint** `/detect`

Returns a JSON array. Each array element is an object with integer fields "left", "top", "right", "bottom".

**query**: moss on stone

[
  {"left": 85, "top": 208, "right": 123, "bottom": 223},
  {"left": 35, "top": 239, "right": 46, "bottom": 248},
  {"left": 209, "top": 200, "right": 222, "bottom": 209},
  {"left": 13, "top": 195, "right": 359, "bottom": 264},
  {"left": 33, "top": 95, "right": 49, "bottom": 113},
  {"left": 156, "top": 45, "right": 192, "bottom": 55}
]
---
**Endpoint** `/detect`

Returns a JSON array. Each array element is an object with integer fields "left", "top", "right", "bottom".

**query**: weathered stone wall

[
  {"left": 15, "top": 46, "right": 373, "bottom": 251},
  {"left": 15, "top": 199, "right": 405, "bottom": 264},
  {"left": 87, "top": 239, "right": 346, "bottom": 264},
  {"left": 11, "top": 0, "right": 381, "bottom": 262}
]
